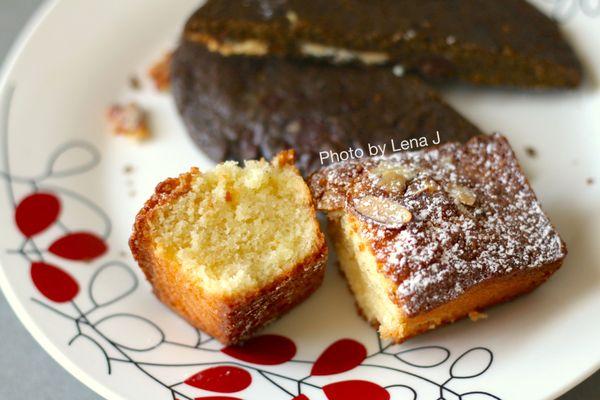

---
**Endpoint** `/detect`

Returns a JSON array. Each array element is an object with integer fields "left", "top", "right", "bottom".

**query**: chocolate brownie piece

[
  {"left": 171, "top": 42, "right": 482, "bottom": 174},
  {"left": 184, "top": 0, "right": 582, "bottom": 88}
]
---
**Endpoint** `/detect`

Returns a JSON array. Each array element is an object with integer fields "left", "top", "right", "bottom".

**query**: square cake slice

[
  {"left": 130, "top": 151, "right": 327, "bottom": 344},
  {"left": 309, "top": 134, "right": 566, "bottom": 342}
]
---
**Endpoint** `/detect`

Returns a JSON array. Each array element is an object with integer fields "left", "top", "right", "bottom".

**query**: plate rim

[
  {"left": 0, "top": 1, "right": 598, "bottom": 399},
  {"left": 0, "top": 0, "right": 126, "bottom": 399}
]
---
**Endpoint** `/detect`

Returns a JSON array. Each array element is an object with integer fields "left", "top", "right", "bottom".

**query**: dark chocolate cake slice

[
  {"left": 171, "top": 42, "right": 482, "bottom": 173},
  {"left": 184, "top": 0, "right": 582, "bottom": 88}
]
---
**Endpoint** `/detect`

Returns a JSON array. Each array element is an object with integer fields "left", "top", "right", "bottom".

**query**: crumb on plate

[
  {"left": 106, "top": 102, "right": 150, "bottom": 140},
  {"left": 525, "top": 146, "right": 537, "bottom": 158},
  {"left": 129, "top": 76, "right": 141, "bottom": 90},
  {"left": 468, "top": 311, "right": 488, "bottom": 321},
  {"left": 123, "top": 164, "right": 135, "bottom": 174},
  {"left": 148, "top": 51, "right": 173, "bottom": 91}
]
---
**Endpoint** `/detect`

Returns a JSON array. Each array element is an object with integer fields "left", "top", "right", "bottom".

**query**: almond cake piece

[
  {"left": 309, "top": 134, "right": 567, "bottom": 342},
  {"left": 130, "top": 151, "right": 327, "bottom": 344}
]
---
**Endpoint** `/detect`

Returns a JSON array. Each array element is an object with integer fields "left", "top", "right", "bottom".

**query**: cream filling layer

[{"left": 300, "top": 42, "right": 389, "bottom": 65}]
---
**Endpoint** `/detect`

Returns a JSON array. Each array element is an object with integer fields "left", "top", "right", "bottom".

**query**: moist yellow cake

[
  {"left": 309, "top": 134, "right": 566, "bottom": 342},
  {"left": 130, "top": 151, "right": 327, "bottom": 344}
]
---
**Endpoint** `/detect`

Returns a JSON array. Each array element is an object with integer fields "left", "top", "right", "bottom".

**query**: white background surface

[{"left": 0, "top": 1, "right": 598, "bottom": 399}]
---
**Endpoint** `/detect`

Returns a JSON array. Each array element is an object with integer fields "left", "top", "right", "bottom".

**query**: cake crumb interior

[
  {"left": 150, "top": 160, "right": 318, "bottom": 296},
  {"left": 331, "top": 212, "right": 404, "bottom": 339}
]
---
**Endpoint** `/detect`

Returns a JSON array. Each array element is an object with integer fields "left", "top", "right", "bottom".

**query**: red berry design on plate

[
  {"left": 48, "top": 232, "right": 107, "bottom": 261},
  {"left": 293, "top": 395, "right": 310, "bottom": 400},
  {"left": 15, "top": 192, "right": 60, "bottom": 237},
  {"left": 312, "top": 339, "right": 367, "bottom": 376},
  {"left": 30, "top": 261, "right": 79, "bottom": 302},
  {"left": 323, "top": 380, "right": 389, "bottom": 400},
  {"left": 222, "top": 334, "right": 296, "bottom": 365},
  {"left": 185, "top": 366, "right": 251, "bottom": 393}
]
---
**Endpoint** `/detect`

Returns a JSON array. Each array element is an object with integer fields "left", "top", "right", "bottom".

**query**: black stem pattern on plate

[{"left": 1, "top": 84, "right": 501, "bottom": 399}]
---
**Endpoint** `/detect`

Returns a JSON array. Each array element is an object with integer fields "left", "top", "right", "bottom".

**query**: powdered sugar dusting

[{"left": 309, "top": 134, "right": 566, "bottom": 315}]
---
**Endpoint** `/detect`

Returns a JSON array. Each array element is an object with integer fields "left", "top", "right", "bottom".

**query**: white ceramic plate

[{"left": 1, "top": 1, "right": 599, "bottom": 399}]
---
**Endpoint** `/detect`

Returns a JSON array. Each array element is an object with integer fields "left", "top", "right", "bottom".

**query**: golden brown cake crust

[{"left": 129, "top": 151, "right": 327, "bottom": 344}]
